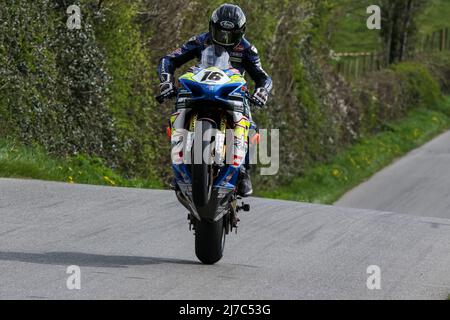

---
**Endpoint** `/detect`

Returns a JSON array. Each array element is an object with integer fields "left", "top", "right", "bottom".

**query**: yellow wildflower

[
  {"left": 332, "top": 169, "right": 341, "bottom": 178},
  {"left": 103, "top": 176, "right": 116, "bottom": 186}
]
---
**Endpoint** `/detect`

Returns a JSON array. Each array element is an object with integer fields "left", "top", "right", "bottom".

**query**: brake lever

[
  {"left": 155, "top": 94, "right": 165, "bottom": 104},
  {"left": 246, "top": 93, "right": 263, "bottom": 109}
]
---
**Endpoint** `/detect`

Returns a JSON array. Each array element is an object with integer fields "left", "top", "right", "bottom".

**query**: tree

[{"left": 380, "top": 0, "right": 430, "bottom": 64}]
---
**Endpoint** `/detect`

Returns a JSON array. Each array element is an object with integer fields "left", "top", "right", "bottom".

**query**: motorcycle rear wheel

[{"left": 195, "top": 217, "right": 225, "bottom": 264}]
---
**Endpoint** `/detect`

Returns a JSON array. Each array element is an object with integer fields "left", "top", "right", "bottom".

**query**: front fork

[
  {"left": 169, "top": 109, "right": 251, "bottom": 234},
  {"left": 169, "top": 108, "right": 250, "bottom": 169}
]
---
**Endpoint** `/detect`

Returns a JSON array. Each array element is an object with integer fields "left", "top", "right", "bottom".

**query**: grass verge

[
  {"left": 257, "top": 97, "right": 450, "bottom": 204},
  {"left": 0, "top": 142, "right": 162, "bottom": 189}
]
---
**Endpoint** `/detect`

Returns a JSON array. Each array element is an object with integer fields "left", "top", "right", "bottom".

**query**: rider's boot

[
  {"left": 237, "top": 166, "right": 253, "bottom": 197},
  {"left": 170, "top": 177, "right": 178, "bottom": 190}
]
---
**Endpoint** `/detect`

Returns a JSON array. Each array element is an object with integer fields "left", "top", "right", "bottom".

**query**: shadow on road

[{"left": 0, "top": 251, "right": 200, "bottom": 268}]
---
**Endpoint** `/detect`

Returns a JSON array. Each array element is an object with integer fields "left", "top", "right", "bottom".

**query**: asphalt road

[
  {"left": 1, "top": 178, "right": 450, "bottom": 299},
  {"left": 336, "top": 131, "right": 450, "bottom": 218}
]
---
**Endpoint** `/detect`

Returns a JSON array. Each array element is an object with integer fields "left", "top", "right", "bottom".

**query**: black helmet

[{"left": 209, "top": 4, "right": 246, "bottom": 49}]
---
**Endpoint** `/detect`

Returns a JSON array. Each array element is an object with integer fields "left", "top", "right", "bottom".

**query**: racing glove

[
  {"left": 159, "top": 73, "right": 177, "bottom": 99},
  {"left": 251, "top": 87, "right": 269, "bottom": 108}
]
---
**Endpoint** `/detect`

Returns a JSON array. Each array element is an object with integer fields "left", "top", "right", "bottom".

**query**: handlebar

[
  {"left": 156, "top": 91, "right": 263, "bottom": 108},
  {"left": 155, "top": 95, "right": 165, "bottom": 104},
  {"left": 245, "top": 93, "right": 264, "bottom": 108},
  {"left": 155, "top": 90, "right": 178, "bottom": 104}
]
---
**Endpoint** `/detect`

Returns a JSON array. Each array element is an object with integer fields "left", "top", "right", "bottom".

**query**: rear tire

[{"left": 195, "top": 217, "right": 225, "bottom": 264}]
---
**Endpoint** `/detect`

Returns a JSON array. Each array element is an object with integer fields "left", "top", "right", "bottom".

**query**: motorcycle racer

[{"left": 157, "top": 3, "right": 273, "bottom": 196}]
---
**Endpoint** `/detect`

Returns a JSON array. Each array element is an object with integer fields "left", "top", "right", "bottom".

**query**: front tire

[
  {"left": 192, "top": 120, "right": 213, "bottom": 208},
  {"left": 195, "top": 217, "right": 225, "bottom": 264}
]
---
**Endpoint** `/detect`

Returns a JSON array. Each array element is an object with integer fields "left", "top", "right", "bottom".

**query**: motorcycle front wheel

[{"left": 192, "top": 120, "right": 213, "bottom": 208}]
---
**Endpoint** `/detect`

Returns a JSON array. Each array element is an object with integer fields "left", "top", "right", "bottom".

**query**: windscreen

[{"left": 199, "top": 45, "right": 231, "bottom": 70}]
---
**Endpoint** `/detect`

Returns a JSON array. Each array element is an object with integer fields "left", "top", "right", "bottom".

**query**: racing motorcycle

[{"left": 156, "top": 45, "right": 260, "bottom": 264}]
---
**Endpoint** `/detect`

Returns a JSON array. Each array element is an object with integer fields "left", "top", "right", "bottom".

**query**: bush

[
  {"left": 93, "top": 0, "right": 164, "bottom": 180},
  {"left": 355, "top": 59, "right": 444, "bottom": 135},
  {"left": 0, "top": 0, "right": 116, "bottom": 159},
  {"left": 0, "top": 0, "right": 163, "bottom": 183},
  {"left": 391, "top": 62, "right": 442, "bottom": 108},
  {"left": 416, "top": 52, "right": 450, "bottom": 94}
]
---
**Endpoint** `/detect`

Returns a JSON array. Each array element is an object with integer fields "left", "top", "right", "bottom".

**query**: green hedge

[
  {"left": 0, "top": 0, "right": 163, "bottom": 182},
  {"left": 0, "top": 0, "right": 116, "bottom": 158},
  {"left": 1, "top": 0, "right": 449, "bottom": 192},
  {"left": 392, "top": 62, "right": 441, "bottom": 109}
]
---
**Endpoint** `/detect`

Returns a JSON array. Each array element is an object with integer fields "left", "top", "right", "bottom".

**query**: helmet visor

[{"left": 211, "top": 28, "right": 243, "bottom": 46}]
